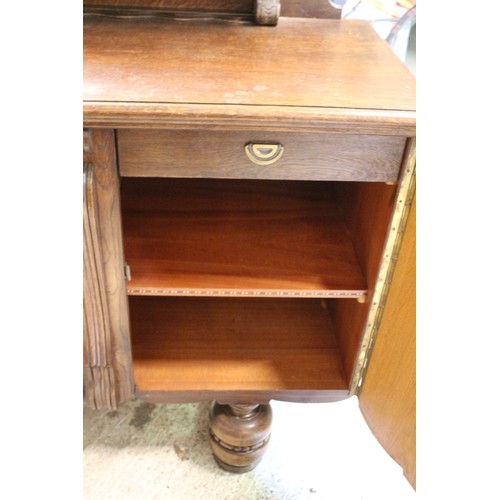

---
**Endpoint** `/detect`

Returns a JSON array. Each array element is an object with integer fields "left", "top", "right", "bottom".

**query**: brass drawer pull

[{"left": 245, "top": 143, "right": 284, "bottom": 165}]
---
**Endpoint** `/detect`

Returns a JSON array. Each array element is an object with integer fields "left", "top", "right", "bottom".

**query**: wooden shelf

[
  {"left": 121, "top": 178, "right": 367, "bottom": 298},
  {"left": 130, "top": 296, "right": 348, "bottom": 394}
]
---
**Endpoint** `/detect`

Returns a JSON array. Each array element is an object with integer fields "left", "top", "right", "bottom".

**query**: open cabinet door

[{"left": 359, "top": 193, "right": 416, "bottom": 489}]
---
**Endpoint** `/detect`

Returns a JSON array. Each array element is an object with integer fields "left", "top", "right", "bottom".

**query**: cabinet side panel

[
  {"left": 83, "top": 129, "right": 134, "bottom": 408},
  {"left": 359, "top": 195, "right": 416, "bottom": 489},
  {"left": 330, "top": 182, "right": 397, "bottom": 380}
]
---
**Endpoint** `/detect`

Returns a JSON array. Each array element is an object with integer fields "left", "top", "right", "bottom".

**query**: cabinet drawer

[{"left": 117, "top": 130, "right": 406, "bottom": 182}]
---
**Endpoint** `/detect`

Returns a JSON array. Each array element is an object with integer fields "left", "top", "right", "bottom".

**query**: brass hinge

[
  {"left": 124, "top": 262, "right": 131, "bottom": 282},
  {"left": 350, "top": 138, "right": 416, "bottom": 396}
]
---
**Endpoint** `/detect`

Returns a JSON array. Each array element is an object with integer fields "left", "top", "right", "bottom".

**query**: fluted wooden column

[{"left": 83, "top": 128, "right": 134, "bottom": 409}]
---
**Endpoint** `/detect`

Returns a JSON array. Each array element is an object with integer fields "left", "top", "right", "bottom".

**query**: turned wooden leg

[{"left": 209, "top": 401, "right": 273, "bottom": 473}]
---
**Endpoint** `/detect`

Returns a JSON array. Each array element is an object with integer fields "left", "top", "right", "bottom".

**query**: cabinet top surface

[{"left": 83, "top": 16, "right": 415, "bottom": 115}]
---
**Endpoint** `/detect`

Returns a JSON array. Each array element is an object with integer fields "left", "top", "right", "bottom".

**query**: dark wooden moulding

[{"left": 83, "top": 0, "right": 341, "bottom": 25}]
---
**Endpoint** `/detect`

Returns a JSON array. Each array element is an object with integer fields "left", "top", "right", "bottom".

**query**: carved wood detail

[
  {"left": 83, "top": 162, "right": 117, "bottom": 409},
  {"left": 83, "top": 129, "right": 91, "bottom": 162},
  {"left": 254, "top": 0, "right": 280, "bottom": 25},
  {"left": 83, "top": 129, "right": 135, "bottom": 410}
]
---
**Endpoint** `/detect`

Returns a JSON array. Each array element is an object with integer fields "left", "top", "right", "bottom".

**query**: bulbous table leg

[{"left": 208, "top": 401, "right": 273, "bottom": 473}]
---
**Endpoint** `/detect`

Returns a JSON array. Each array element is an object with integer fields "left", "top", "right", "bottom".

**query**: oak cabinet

[{"left": 83, "top": 4, "right": 415, "bottom": 479}]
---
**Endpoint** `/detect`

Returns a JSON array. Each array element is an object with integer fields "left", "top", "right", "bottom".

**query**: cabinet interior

[{"left": 120, "top": 176, "right": 396, "bottom": 400}]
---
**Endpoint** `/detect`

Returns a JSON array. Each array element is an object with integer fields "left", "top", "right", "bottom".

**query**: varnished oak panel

[
  {"left": 83, "top": 0, "right": 283, "bottom": 26},
  {"left": 83, "top": 129, "right": 135, "bottom": 409},
  {"left": 120, "top": 178, "right": 366, "bottom": 297},
  {"left": 281, "top": 0, "right": 340, "bottom": 18},
  {"left": 83, "top": 0, "right": 253, "bottom": 11},
  {"left": 84, "top": 163, "right": 118, "bottom": 409},
  {"left": 85, "top": 102, "right": 416, "bottom": 135},
  {"left": 82, "top": 2, "right": 417, "bottom": 474},
  {"left": 83, "top": 0, "right": 341, "bottom": 19},
  {"left": 83, "top": 17, "right": 415, "bottom": 112},
  {"left": 130, "top": 297, "right": 348, "bottom": 395},
  {"left": 330, "top": 181, "right": 397, "bottom": 381},
  {"left": 359, "top": 195, "right": 416, "bottom": 489},
  {"left": 136, "top": 389, "right": 349, "bottom": 404},
  {"left": 117, "top": 129, "right": 406, "bottom": 182}
]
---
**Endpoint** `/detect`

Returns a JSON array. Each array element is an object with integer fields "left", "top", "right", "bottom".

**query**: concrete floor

[{"left": 84, "top": 397, "right": 415, "bottom": 499}]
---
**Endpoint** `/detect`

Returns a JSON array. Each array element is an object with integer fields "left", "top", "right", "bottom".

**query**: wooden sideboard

[{"left": 83, "top": 1, "right": 416, "bottom": 477}]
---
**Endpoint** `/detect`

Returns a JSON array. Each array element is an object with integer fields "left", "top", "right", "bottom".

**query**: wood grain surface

[
  {"left": 117, "top": 129, "right": 406, "bottom": 182},
  {"left": 83, "top": 0, "right": 341, "bottom": 19},
  {"left": 329, "top": 181, "right": 397, "bottom": 382},
  {"left": 83, "top": 0, "right": 253, "bottom": 11},
  {"left": 281, "top": 0, "right": 340, "bottom": 18},
  {"left": 359, "top": 194, "right": 416, "bottom": 489},
  {"left": 83, "top": 16, "right": 415, "bottom": 112},
  {"left": 83, "top": 129, "right": 135, "bottom": 408},
  {"left": 130, "top": 296, "right": 348, "bottom": 393},
  {"left": 120, "top": 178, "right": 367, "bottom": 297},
  {"left": 135, "top": 388, "right": 350, "bottom": 404},
  {"left": 209, "top": 401, "right": 273, "bottom": 472},
  {"left": 85, "top": 102, "right": 416, "bottom": 135},
  {"left": 84, "top": 162, "right": 118, "bottom": 409}
]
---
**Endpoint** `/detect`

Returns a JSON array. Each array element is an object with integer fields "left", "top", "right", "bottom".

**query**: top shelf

[{"left": 121, "top": 178, "right": 367, "bottom": 298}]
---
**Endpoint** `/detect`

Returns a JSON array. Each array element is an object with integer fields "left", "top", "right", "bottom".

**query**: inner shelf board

[
  {"left": 130, "top": 296, "right": 348, "bottom": 393},
  {"left": 121, "top": 178, "right": 367, "bottom": 298}
]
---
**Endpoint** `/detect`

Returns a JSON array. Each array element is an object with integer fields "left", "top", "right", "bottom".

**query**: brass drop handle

[{"left": 245, "top": 143, "right": 284, "bottom": 165}]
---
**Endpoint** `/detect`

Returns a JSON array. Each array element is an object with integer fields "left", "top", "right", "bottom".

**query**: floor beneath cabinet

[{"left": 83, "top": 397, "right": 415, "bottom": 499}]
